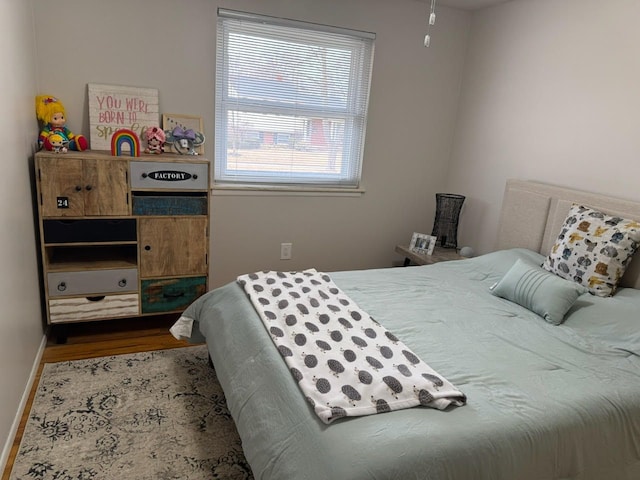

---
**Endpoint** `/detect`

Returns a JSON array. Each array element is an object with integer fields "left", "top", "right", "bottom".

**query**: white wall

[
  {"left": 9, "top": 0, "right": 640, "bottom": 465},
  {"left": 0, "top": 0, "right": 471, "bottom": 460},
  {"left": 33, "top": 0, "right": 471, "bottom": 287},
  {"left": 447, "top": 0, "right": 640, "bottom": 255},
  {"left": 0, "top": 0, "right": 44, "bottom": 470}
]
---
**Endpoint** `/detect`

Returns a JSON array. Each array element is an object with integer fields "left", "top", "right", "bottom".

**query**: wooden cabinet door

[
  {"left": 139, "top": 217, "right": 208, "bottom": 277},
  {"left": 38, "top": 157, "right": 129, "bottom": 217},
  {"left": 83, "top": 159, "right": 129, "bottom": 216},
  {"left": 38, "top": 158, "right": 84, "bottom": 217}
]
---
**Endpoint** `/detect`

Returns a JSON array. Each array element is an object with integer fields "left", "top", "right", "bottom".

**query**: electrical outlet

[{"left": 280, "top": 242, "right": 292, "bottom": 260}]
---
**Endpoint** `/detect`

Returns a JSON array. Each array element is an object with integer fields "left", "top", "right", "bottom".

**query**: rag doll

[
  {"left": 35, "top": 95, "right": 88, "bottom": 152},
  {"left": 144, "top": 126, "right": 166, "bottom": 154}
]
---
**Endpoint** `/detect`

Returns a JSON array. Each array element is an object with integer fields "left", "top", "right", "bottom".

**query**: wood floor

[{"left": 1, "top": 315, "right": 192, "bottom": 480}]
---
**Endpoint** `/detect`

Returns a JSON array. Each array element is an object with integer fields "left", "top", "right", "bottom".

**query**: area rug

[{"left": 9, "top": 345, "right": 253, "bottom": 480}]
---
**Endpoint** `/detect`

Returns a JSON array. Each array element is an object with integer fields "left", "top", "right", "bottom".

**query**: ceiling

[{"left": 436, "top": 0, "right": 511, "bottom": 10}]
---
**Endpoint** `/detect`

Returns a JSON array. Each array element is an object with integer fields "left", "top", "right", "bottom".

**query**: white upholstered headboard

[{"left": 497, "top": 179, "right": 640, "bottom": 290}]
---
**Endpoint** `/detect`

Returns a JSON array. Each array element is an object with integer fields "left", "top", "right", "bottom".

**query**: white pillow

[{"left": 542, "top": 205, "right": 640, "bottom": 297}]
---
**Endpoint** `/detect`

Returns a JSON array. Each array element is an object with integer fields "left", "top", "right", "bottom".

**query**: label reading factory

[{"left": 149, "top": 170, "right": 192, "bottom": 182}]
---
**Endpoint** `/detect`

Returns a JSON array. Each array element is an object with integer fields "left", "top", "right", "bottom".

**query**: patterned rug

[{"left": 9, "top": 345, "right": 253, "bottom": 480}]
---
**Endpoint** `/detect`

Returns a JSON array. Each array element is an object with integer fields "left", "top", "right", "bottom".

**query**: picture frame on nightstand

[{"left": 409, "top": 232, "right": 436, "bottom": 256}]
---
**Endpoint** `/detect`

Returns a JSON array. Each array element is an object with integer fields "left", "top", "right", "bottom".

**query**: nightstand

[{"left": 395, "top": 245, "right": 462, "bottom": 266}]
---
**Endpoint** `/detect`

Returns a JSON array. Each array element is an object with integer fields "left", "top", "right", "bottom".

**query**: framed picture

[
  {"left": 162, "top": 113, "right": 204, "bottom": 154},
  {"left": 88, "top": 83, "right": 159, "bottom": 151},
  {"left": 425, "top": 235, "right": 436, "bottom": 255},
  {"left": 409, "top": 232, "right": 437, "bottom": 256}
]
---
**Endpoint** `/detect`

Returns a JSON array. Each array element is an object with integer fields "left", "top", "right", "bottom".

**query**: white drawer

[
  {"left": 47, "top": 269, "right": 138, "bottom": 297},
  {"left": 130, "top": 161, "right": 208, "bottom": 190},
  {"left": 49, "top": 294, "right": 139, "bottom": 324}
]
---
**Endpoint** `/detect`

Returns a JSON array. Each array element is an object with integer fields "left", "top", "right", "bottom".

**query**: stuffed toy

[
  {"left": 35, "top": 95, "right": 88, "bottom": 152},
  {"left": 164, "top": 125, "right": 205, "bottom": 155},
  {"left": 48, "top": 133, "right": 68, "bottom": 153},
  {"left": 143, "top": 126, "right": 165, "bottom": 154}
]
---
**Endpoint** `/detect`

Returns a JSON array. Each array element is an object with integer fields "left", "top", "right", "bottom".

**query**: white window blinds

[{"left": 215, "top": 9, "right": 375, "bottom": 188}]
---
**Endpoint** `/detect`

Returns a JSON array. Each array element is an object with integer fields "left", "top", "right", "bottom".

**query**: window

[{"left": 215, "top": 9, "right": 375, "bottom": 188}]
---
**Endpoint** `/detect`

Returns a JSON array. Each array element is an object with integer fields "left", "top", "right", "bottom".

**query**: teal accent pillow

[{"left": 491, "top": 259, "right": 588, "bottom": 325}]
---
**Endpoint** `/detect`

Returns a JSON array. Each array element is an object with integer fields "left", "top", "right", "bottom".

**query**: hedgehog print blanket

[{"left": 237, "top": 269, "right": 466, "bottom": 424}]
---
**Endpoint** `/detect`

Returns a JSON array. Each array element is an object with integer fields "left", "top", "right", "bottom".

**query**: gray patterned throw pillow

[{"left": 542, "top": 204, "right": 640, "bottom": 297}]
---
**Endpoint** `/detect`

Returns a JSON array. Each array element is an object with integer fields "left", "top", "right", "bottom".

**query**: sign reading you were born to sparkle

[{"left": 88, "top": 83, "right": 159, "bottom": 151}]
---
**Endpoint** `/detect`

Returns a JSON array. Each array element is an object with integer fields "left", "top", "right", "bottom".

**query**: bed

[{"left": 172, "top": 179, "right": 640, "bottom": 480}]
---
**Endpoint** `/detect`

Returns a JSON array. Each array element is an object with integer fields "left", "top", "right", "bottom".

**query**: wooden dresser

[{"left": 34, "top": 150, "right": 210, "bottom": 340}]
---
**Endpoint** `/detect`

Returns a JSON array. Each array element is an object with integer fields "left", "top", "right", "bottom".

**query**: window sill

[{"left": 211, "top": 184, "right": 365, "bottom": 197}]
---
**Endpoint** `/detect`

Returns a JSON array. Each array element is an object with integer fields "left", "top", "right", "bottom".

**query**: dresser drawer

[
  {"left": 47, "top": 268, "right": 138, "bottom": 297},
  {"left": 44, "top": 219, "right": 136, "bottom": 243},
  {"left": 141, "top": 276, "right": 206, "bottom": 313},
  {"left": 132, "top": 195, "right": 208, "bottom": 215},
  {"left": 49, "top": 293, "right": 139, "bottom": 324},
  {"left": 130, "top": 161, "right": 208, "bottom": 190}
]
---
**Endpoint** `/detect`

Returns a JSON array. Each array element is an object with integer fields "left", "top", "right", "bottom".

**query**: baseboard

[{"left": 0, "top": 333, "right": 47, "bottom": 475}]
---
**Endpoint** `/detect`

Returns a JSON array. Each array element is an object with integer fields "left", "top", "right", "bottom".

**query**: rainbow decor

[{"left": 111, "top": 129, "right": 141, "bottom": 157}]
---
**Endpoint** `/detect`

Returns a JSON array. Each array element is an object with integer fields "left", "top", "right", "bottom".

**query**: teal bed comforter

[{"left": 178, "top": 248, "right": 640, "bottom": 480}]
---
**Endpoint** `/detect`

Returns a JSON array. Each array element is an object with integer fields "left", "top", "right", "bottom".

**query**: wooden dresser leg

[{"left": 54, "top": 324, "right": 69, "bottom": 344}]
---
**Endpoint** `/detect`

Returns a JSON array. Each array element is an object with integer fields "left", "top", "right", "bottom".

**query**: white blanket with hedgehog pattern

[{"left": 237, "top": 269, "right": 466, "bottom": 424}]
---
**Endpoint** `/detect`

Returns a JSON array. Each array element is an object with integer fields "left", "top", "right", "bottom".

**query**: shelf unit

[{"left": 34, "top": 150, "right": 210, "bottom": 340}]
